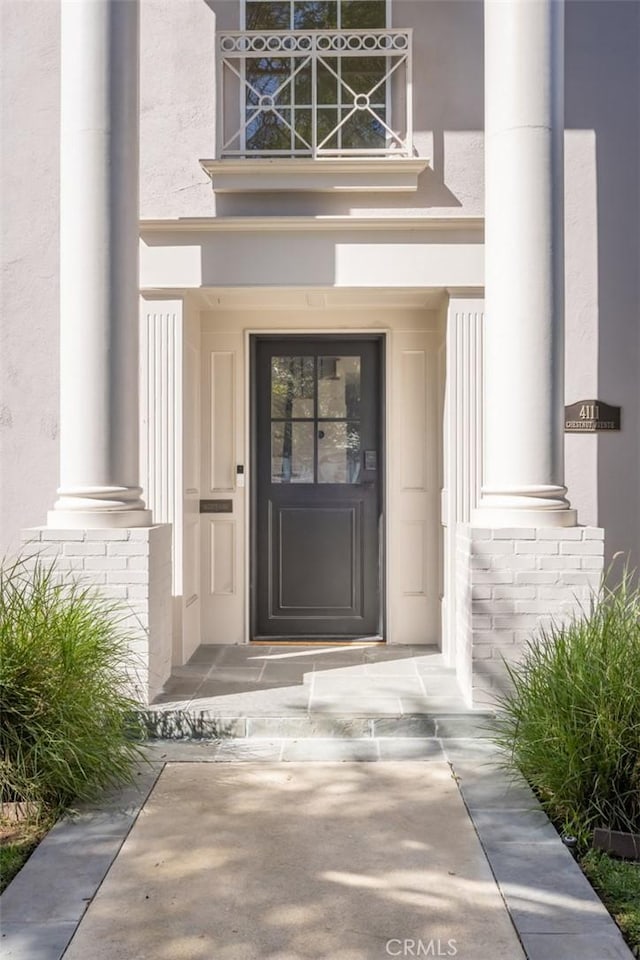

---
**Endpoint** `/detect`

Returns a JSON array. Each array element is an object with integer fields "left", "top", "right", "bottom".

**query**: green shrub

[
  {"left": 0, "top": 555, "right": 145, "bottom": 815},
  {"left": 580, "top": 851, "right": 640, "bottom": 951},
  {"left": 492, "top": 570, "right": 640, "bottom": 848}
]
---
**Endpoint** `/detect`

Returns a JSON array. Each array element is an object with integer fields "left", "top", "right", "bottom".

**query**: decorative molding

[
  {"left": 442, "top": 299, "right": 484, "bottom": 666},
  {"left": 140, "top": 215, "right": 484, "bottom": 234},
  {"left": 140, "top": 301, "right": 184, "bottom": 596},
  {"left": 400, "top": 350, "right": 427, "bottom": 492},
  {"left": 200, "top": 158, "right": 429, "bottom": 193},
  {"left": 219, "top": 29, "right": 411, "bottom": 56},
  {"left": 209, "top": 351, "right": 236, "bottom": 492},
  {"left": 209, "top": 519, "right": 236, "bottom": 596}
]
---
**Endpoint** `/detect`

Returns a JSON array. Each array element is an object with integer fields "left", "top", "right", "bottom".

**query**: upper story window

[
  {"left": 244, "top": 1, "right": 387, "bottom": 31},
  {"left": 217, "top": 0, "right": 414, "bottom": 159}
]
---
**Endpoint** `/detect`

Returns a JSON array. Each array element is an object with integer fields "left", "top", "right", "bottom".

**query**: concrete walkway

[
  {"left": 1, "top": 740, "right": 633, "bottom": 960},
  {"left": 0, "top": 645, "right": 634, "bottom": 960},
  {"left": 63, "top": 762, "right": 525, "bottom": 960}
]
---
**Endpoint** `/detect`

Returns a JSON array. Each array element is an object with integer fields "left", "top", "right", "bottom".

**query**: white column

[
  {"left": 475, "top": 0, "right": 576, "bottom": 527},
  {"left": 49, "top": 0, "right": 150, "bottom": 528}
]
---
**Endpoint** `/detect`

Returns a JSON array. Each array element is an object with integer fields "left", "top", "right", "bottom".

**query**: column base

[
  {"left": 455, "top": 524, "right": 604, "bottom": 708},
  {"left": 472, "top": 506, "right": 577, "bottom": 528},
  {"left": 47, "top": 509, "right": 152, "bottom": 529},
  {"left": 473, "top": 485, "right": 577, "bottom": 528},
  {"left": 22, "top": 524, "right": 172, "bottom": 704}
]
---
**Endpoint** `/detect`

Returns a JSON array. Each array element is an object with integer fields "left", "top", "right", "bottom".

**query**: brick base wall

[
  {"left": 456, "top": 524, "right": 605, "bottom": 707},
  {"left": 21, "top": 525, "right": 173, "bottom": 704}
]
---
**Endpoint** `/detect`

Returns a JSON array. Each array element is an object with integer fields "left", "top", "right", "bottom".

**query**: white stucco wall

[
  {"left": 1, "top": 0, "right": 638, "bottom": 571},
  {"left": 564, "top": 0, "right": 640, "bottom": 565},
  {"left": 1, "top": 1, "right": 60, "bottom": 554},
  {"left": 139, "top": 0, "right": 485, "bottom": 219},
  {"left": 140, "top": 0, "right": 217, "bottom": 219}
]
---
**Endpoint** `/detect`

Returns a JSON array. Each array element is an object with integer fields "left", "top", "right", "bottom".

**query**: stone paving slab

[
  {"left": 143, "top": 711, "right": 249, "bottom": 739},
  {"left": 247, "top": 716, "right": 372, "bottom": 738},
  {"left": 143, "top": 712, "right": 494, "bottom": 741},
  {"left": 62, "top": 762, "right": 526, "bottom": 960},
  {"left": 141, "top": 739, "right": 488, "bottom": 764},
  {"left": 372, "top": 716, "right": 437, "bottom": 737},
  {"left": 215, "top": 738, "right": 284, "bottom": 761},
  {"left": 309, "top": 676, "right": 428, "bottom": 696},
  {"left": 378, "top": 739, "right": 445, "bottom": 761},
  {"left": 183, "top": 688, "right": 312, "bottom": 716},
  {"left": 454, "top": 761, "right": 634, "bottom": 959},
  {"left": 144, "top": 740, "right": 223, "bottom": 762},
  {"left": 0, "top": 832, "right": 125, "bottom": 923},
  {"left": 400, "top": 695, "right": 469, "bottom": 713},
  {"left": 307, "top": 695, "right": 404, "bottom": 714},
  {"left": 0, "top": 764, "right": 160, "bottom": 925},
  {"left": 281, "top": 738, "right": 380, "bottom": 761},
  {"left": 433, "top": 716, "right": 495, "bottom": 738},
  {"left": 520, "top": 931, "right": 634, "bottom": 960},
  {"left": 469, "top": 808, "right": 560, "bottom": 845},
  {"left": 484, "top": 842, "right": 616, "bottom": 934},
  {"left": 0, "top": 762, "right": 162, "bottom": 960},
  {"left": 0, "top": 922, "right": 78, "bottom": 960},
  {"left": 441, "top": 738, "right": 503, "bottom": 761},
  {"left": 450, "top": 759, "right": 538, "bottom": 811},
  {"left": 148, "top": 644, "right": 471, "bottom": 722}
]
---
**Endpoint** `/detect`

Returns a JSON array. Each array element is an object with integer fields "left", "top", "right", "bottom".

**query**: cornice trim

[
  {"left": 140, "top": 216, "right": 485, "bottom": 234},
  {"left": 199, "top": 157, "right": 430, "bottom": 193}
]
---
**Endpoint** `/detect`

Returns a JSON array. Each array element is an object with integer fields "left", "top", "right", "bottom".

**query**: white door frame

[{"left": 243, "top": 327, "right": 392, "bottom": 644}]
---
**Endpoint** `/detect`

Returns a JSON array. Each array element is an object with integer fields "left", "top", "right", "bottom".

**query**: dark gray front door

[{"left": 253, "top": 337, "right": 382, "bottom": 638}]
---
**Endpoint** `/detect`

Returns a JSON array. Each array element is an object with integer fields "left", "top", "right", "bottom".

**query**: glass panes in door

[
  {"left": 317, "top": 421, "right": 360, "bottom": 483},
  {"left": 271, "top": 422, "right": 315, "bottom": 483},
  {"left": 270, "top": 355, "right": 363, "bottom": 483},
  {"left": 271, "top": 356, "right": 314, "bottom": 418}
]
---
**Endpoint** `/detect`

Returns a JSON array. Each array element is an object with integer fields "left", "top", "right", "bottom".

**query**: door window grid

[
  {"left": 242, "top": 0, "right": 388, "bottom": 155},
  {"left": 270, "top": 355, "right": 362, "bottom": 484}
]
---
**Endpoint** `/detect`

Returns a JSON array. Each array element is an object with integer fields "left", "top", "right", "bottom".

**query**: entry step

[{"left": 141, "top": 712, "right": 494, "bottom": 741}]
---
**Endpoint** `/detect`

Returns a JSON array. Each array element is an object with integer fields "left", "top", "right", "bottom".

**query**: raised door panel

[
  {"left": 181, "top": 303, "right": 202, "bottom": 663},
  {"left": 388, "top": 330, "right": 442, "bottom": 644},
  {"left": 200, "top": 331, "right": 245, "bottom": 644}
]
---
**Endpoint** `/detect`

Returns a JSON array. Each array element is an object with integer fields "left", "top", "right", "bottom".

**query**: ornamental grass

[
  {"left": 0, "top": 555, "right": 145, "bottom": 817},
  {"left": 492, "top": 569, "right": 640, "bottom": 849}
]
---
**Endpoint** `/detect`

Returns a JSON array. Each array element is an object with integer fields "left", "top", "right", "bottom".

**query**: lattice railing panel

[{"left": 218, "top": 29, "right": 413, "bottom": 158}]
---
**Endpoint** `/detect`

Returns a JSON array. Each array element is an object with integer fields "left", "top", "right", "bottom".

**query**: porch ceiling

[{"left": 181, "top": 286, "right": 448, "bottom": 311}]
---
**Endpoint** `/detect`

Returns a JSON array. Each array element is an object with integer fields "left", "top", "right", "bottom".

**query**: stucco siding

[
  {"left": 140, "top": 0, "right": 217, "bottom": 219},
  {"left": 1, "top": 0, "right": 60, "bottom": 553},
  {"left": 564, "top": 0, "right": 640, "bottom": 565}
]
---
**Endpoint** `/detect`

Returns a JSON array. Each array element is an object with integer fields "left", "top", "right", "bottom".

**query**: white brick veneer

[
  {"left": 456, "top": 524, "right": 605, "bottom": 707},
  {"left": 21, "top": 525, "right": 172, "bottom": 704}
]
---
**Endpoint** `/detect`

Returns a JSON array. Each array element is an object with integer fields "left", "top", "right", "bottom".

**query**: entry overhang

[{"left": 140, "top": 217, "right": 484, "bottom": 291}]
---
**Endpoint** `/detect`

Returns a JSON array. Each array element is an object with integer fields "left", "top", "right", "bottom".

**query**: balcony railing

[{"left": 217, "top": 29, "right": 413, "bottom": 159}]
